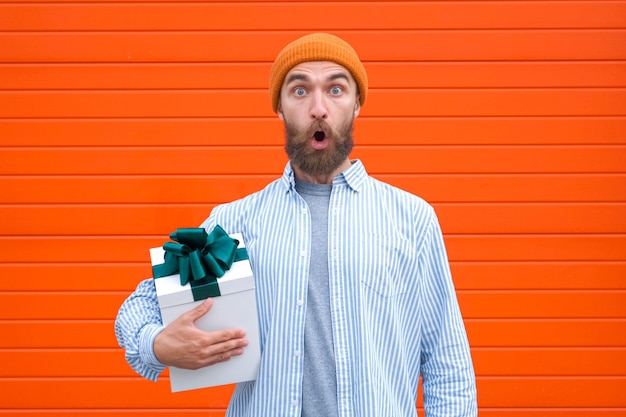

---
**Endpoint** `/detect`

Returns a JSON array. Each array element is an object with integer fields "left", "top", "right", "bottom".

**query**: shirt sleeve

[
  {"left": 114, "top": 277, "right": 167, "bottom": 381},
  {"left": 419, "top": 212, "right": 478, "bottom": 417}
]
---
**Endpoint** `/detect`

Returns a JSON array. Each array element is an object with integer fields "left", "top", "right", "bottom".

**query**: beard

[{"left": 284, "top": 117, "right": 355, "bottom": 177}]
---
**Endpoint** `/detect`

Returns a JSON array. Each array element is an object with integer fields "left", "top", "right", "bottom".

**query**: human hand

[{"left": 153, "top": 298, "right": 249, "bottom": 370}]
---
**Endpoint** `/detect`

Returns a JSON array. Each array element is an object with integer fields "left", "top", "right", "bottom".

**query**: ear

[
  {"left": 353, "top": 99, "right": 361, "bottom": 118},
  {"left": 277, "top": 101, "right": 284, "bottom": 121}
]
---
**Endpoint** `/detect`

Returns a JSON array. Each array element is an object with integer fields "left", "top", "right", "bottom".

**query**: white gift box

[{"left": 150, "top": 233, "right": 260, "bottom": 392}]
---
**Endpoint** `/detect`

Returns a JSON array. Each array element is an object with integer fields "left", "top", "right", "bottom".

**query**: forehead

[{"left": 283, "top": 61, "right": 355, "bottom": 85}]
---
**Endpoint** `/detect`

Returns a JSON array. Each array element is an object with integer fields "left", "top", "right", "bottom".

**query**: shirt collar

[{"left": 280, "top": 159, "right": 367, "bottom": 193}]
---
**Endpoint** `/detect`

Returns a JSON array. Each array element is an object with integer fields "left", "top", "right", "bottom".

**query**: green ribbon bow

[{"left": 152, "top": 225, "right": 249, "bottom": 299}]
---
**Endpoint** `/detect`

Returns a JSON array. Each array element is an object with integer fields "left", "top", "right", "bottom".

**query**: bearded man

[{"left": 116, "top": 33, "right": 477, "bottom": 417}]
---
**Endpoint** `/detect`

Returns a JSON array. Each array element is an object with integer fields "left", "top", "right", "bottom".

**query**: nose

[{"left": 309, "top": 91, "right": 328, "bottom": 120}]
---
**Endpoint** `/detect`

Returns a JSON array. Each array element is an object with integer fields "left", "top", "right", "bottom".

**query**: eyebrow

[
  {"left": 285, "top": 71, "right": 351, "bottom": 85},
  {"left": 328, "top": 72, "right": 350, "bottom": 83},
  {"left": 285, "top": 73, "right": 309, "bottom": 85}
]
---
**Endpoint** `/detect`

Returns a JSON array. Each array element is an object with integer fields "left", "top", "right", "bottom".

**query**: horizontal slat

[
  {"left": 2, "top": 62, "right": 626, "bottom": 90},
  {"left": 0, "top": 412, "right": 232, "bottom": 417},
  {"left": 0, "top": 176, "right": 271, "bottom": 204},
  {"left": 0, "top": 411, "right": 623, "bottom": 417},
  {"left": 0, "top": 237, "right": 167, "bottom": 263},
  {"left": 0, "top": 118, "right": 285, "bottom": 147},
  {"left": 0, "top": 412, "right": 227, "bottom": 417},
  {"left": 0, "top": 320, "right": 118, "bottom": 348},
  {"left": 1, "top": 31, "right": 625, "bottom": 63},
  {"left": 2, "top": 319, "right": 624, "bottom": 348},
  {"left": 446, "top": 410, "right": 626, "bottom": 417},
  {"left": 0, "top": 0, "right": 410, "bottom": 1},
  {"left": 2, "top": 89, "right": 625, "bottom": 118},
  {"left": 467, "top": 319, "right": 626, "bottom": 347},
  {"left": 477, "top": 377, "right": 626, "bottom": 407},
  {"left": 0, "top": 205, "right": 219, "bottom": 235},
  {"left": 1, "top": 235, "right": 624, "bottom": 263},
  {"left": 436, "top": 203, "right": 626, "bottom": 233},
  {"left": 0, "top": 290, "right": 622, "bottom": 320},
  {"left": 0, "top": 412, "right": 622, "bottom": 417},
  {"left": 2, "top": 174, "right": 624, "bottom": 204},
  {"left": 451, "top": 262, "right": 626, "bottom": 290},
  {"left": 444, "top": 235, "right": 626, "bottom": 262},
  {"left": 472, "top": 347, "right": 626, "bottom": 376},
  {"left": 1, "top": 204, "right": 624, "bottom": 235},
  {"left": 0, "top": 349, "right": 133, "bottom": 377},
  {"left": 0, "top": 146, "right": 624, "bottom": 175},
  {"left": 2, "top": 2, "right": 625, "bottom": 31},
  {"left": 2, "top": 261, "right": 624, "bottom": 292},
  {"left": 385, "top": 174, "right": 626, "bottom": 203},
  {"left": 0, "top": 293, "right": 126, "bottom": 320},
  {"left": 2, "top": 347, "right": 624, "bottom": 378},
  {"left": 0, "top": 264, "right": 151, "bottom": 291},
  {"left": 458, "top": 290, "right": 626, "bottom": 319},
  {"left": 0, "top": 377, "right": 623, "bottom": 408},
  {"left": 2, "top": 117, "right": 624, "bottom": 146},
  {"left": 0, "top": 379, "right": 233, "bottom": 408}
]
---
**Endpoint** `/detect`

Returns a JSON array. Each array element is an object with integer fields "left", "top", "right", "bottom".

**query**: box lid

[{"left": 151, "top": 232, "right": 254, "bottom": 308}]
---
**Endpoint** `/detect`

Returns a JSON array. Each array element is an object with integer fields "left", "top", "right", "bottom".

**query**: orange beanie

[{"left": 269, "top": 33, "right": 368, "bottom": 113}]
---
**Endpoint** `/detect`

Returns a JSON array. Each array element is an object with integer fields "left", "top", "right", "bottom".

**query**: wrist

[{"left": 139, "top": 323, "right": 166, "bottom": 368}]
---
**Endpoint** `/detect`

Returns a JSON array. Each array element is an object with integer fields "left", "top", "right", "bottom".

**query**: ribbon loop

[
  {"left": 170, "top": 228, "right": 208, "bottom": 249},
  {"left": 153, "top": 225, "right": 248, "bottom": 291}
]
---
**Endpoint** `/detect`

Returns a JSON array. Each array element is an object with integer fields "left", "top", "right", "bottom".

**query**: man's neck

[{"left": 292, "top": 159, "right": 352, "bottom": 184}]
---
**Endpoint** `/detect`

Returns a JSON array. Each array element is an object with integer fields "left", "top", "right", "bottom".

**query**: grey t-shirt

[{"left": 295, "top": 178, "right": 338, "bottom": 417}]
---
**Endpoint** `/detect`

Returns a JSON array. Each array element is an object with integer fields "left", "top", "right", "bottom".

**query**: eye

[
  {"left": 294, "top": 87, "right": 306, "bottom": 96},
  {"left": 330, "top": 86, "right": 343, "bottom": 95}
]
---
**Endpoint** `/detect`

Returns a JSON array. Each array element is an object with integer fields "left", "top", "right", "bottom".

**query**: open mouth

[{"left": 313, "top": 131, "right": 326, "bottom": 141}]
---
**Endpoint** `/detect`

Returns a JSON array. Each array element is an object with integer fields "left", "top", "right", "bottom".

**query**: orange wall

[{"left": 1, "top": 1, "right": 625, "bottom": 415}]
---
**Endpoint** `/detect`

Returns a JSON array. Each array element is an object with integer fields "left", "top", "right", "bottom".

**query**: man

[{"left": 116, "top": 32, "right": 477, "bottom": 416}]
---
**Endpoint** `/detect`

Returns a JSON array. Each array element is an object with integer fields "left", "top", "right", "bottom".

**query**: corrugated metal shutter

[{"left": 1, "top": 1, "right": 625, "bottom": 415}]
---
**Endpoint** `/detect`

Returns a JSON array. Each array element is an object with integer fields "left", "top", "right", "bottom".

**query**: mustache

[
  {"left": 285, "top": 118, "right": 334, "bottom": 142},
  {"left": 302, "top": 119, "right": 332, "bottom": 138}
]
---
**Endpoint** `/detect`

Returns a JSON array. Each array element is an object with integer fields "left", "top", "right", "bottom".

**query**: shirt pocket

[{"left": 359, "top": 234, "right": 410, "bottom": 297}]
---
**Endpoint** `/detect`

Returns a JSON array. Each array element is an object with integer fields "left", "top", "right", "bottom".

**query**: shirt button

[
  {"left": 301, "top": 207, "right": 307, "bottom": 214},
  {"left": 294, "top": 350, "right": 301, "bottom": 357},
  {"left": 292, "top": 400, "right": 298, "bottom": 406},
  {"left": 300, "top": 249, "right": 306, "bottom": 257},
  {"left": 297, "top": 299, "right": 304, "bottom": 307}
]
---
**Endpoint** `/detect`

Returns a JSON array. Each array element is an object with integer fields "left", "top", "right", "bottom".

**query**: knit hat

[{"left": 269, "top": 33, "right": 368, "bottom": 113}]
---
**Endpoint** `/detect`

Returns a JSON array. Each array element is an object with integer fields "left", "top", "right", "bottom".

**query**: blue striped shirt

[{"left": 115, "top": 159, "right": 477, "bottom": 417}]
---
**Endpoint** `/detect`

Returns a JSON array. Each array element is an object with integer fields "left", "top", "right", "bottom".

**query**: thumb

[{"left": 184, "top": 298, "right": 213, "bottom": 323}]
